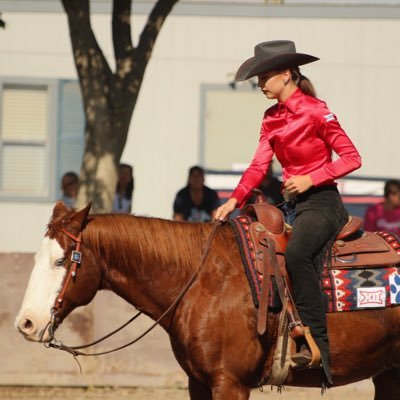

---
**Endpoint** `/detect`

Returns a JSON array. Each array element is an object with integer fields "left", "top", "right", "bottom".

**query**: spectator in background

[
  {"left": 246, "top": 162, "right": 284, "bottom": 206},
  {"left": 112, "top": 163, "right": 134, "bottom": 213},
  {"left": 173, "top": 166, "right": 220, "bottom": 222},
  {"left": 364, "top": 179, "right": 400, "bottom": 234},
  {"left": 60, "top": 171, "right": 79, "bottom": 207}
]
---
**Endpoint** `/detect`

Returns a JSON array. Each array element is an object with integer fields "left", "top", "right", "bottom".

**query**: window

[{"left": 0, "top": 79, "right": 84, "bottom": 202}]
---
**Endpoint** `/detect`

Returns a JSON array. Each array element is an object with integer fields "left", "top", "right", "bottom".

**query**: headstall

[{"left": 54, "top": 229, "right": 82, "bottom": 310}]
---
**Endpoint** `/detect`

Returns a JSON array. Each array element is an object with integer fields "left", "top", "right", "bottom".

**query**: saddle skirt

[
  {"left": 230, "top": 204, "right": 400, "bottom": 313},
  {"left": 229, "top": 215, "right": 278, "bottom": 309}
]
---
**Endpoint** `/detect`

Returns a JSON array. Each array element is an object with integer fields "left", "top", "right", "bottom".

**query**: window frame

[{"left": 0, "top": 77, "right": 59, "bottom": 203}]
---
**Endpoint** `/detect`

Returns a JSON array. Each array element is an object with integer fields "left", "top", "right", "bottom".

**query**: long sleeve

[
  {"left": 309, "top": 105, "right": 362, "bottom": 186},
  {"left": 229, "top": 89, "right": 362, "bottom": 208},
  {"left": 231, "top": 130, "right": 274, "bottom": 207}
]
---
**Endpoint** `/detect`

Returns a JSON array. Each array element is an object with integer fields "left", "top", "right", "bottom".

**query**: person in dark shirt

[{"left": 173, "top": 166, "right": 220, "bottom": 222}]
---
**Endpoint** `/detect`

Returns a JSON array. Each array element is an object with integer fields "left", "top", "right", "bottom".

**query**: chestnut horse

[{"left": 15, "top": 202, "right": 400, "bottom": 399}]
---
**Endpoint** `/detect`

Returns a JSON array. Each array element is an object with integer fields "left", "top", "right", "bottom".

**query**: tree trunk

[{"left": 61, "top": 0, "right": 179, "bottom": 212}]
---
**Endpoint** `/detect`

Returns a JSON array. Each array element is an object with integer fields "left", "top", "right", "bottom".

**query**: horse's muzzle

[{"left": 16, "top": 316, "right": 54, "bottom": 343}]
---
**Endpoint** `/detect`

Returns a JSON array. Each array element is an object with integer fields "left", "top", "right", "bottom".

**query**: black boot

[
  {"left": 314, "top": 336, "right": 333, "bottom": 388},
  {"left": 291, "top": 338, "right": 312, "bottom": 366}
]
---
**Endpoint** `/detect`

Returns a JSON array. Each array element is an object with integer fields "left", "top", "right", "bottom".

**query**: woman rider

[{"left": 215, "top": 40, "right": 362, "bottom": 386}]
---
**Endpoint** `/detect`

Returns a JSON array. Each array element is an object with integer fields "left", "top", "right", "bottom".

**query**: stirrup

[
  {"left": 291, "top": 326, "right": 321, "bottom": 369},
  {"left": 291, "top": 345, "right": 312, "bottom": 366}
]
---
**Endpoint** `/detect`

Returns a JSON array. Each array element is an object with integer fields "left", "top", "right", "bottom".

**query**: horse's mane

[
  {"left": 82, "top": 214, "right": 206, "bottom": 277},
  {"left": 47, "top": 208, "right": 235, "bottom": 282}
]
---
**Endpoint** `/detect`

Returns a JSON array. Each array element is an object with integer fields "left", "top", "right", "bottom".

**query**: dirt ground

[{"left": 0, "top": 381, "right": 374, "bottom": 400}]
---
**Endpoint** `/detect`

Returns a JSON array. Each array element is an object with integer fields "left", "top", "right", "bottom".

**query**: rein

[{"left": 46, "top": 220, "right": 221, "bottom": 360}]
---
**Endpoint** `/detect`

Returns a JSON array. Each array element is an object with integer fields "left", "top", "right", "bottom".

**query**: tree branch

[
  {"left": 112, "top": 0, "right": 133, "bottom": 62},
  {"left": 61, "top": 0, "right": 114, "bottom": 105},
  {"left": 136, "top": 0, "right": 179, "bottom": 72}
]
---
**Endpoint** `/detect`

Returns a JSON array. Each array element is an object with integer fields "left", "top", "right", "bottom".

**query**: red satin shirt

[{"left": 231, "top": 88, "right": 362, "bottom": 207}]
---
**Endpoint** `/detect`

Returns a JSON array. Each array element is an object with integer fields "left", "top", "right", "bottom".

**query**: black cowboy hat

[{"left": 235, "top": 40, "right": 319, "bottom": 82}]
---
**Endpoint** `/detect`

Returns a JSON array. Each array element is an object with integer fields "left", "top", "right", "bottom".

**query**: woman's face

[{"left": 257, "top": 70, "right": 289, "bottom": 100}]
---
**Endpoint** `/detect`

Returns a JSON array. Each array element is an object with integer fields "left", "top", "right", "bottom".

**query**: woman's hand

[
  {"left": 284, "top": 175, "right": 313, "bottom": 195},
  {"left": 215, "top": 198, "right": 238, "bottom": 221}
]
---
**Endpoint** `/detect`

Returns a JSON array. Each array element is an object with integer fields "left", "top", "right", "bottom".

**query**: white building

[{"left": 1, "top": 0, "right": 400, "bottom": 252}]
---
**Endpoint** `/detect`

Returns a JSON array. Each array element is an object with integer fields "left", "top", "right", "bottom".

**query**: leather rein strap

[{"left": 47, "top": 221, "right": 221, "bottom": 358}]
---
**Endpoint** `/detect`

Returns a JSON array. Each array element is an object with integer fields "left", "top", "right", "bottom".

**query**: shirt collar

[{"left": 279, "top": 87, "right": 304, "bottom": 114}]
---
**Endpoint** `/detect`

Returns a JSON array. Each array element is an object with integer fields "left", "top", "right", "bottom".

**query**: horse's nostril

[
  {"left": 20, "top": 318, "right": 34, "bottom": 334},
  {"left": 23, "top": 319, "right": 33, "bottom": 330}
]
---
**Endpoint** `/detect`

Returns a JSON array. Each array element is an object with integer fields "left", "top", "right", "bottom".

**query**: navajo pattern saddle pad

[{"left": 230, "top": 216, "right": 400, "bottom": 313}]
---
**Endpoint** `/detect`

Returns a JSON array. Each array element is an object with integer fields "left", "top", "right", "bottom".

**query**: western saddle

[{"left": 242, "top": 192, "right": 400, "bottom": 369}]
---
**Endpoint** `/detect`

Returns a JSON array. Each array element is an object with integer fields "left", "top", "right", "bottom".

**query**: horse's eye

[{"left": 55, "top": 258, "right": 65, "bottom": 267}]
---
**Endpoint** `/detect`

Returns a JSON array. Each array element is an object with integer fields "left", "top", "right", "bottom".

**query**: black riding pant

[{"left": 284, "top": 186, "right": 348, "bottom": 385}]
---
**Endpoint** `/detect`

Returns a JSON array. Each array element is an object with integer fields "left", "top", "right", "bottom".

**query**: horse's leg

[
  {"left": 188, "top": 377, "right": 250, "bottom": 400},
  {"left": 188, "top": 377, "right": 212, "bottom": 400},
  {"left": 373, "top": 365, "right": 400, "bottom": 400},
  {"left": 211, "top": 381, "right": 250, "bottom": 400}
]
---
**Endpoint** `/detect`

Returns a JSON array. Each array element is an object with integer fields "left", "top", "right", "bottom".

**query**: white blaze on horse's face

[{"left": 15, "top": 237, "right": 67, "bottom": 342}]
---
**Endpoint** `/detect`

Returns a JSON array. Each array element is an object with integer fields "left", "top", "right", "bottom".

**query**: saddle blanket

[
  {"left": 322, "top": 266, "right": 400, "bottom": 312},
  {"left": 230, "top": 215, "right": 400, "bottom": 313}
]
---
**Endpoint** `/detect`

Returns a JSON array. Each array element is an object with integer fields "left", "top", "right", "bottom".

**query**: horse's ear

[
  {"left": 70, "top": 202, "right": 92, "bottom": 229},
  {"left": 82, "top": 202, "right": 92, "bottom": 218},
  {"left": 53, "top": 201, "right": 68, "bottom": 218}
]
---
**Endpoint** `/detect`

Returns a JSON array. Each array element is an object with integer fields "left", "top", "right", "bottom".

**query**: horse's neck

[{"left": 90, "top": 215, "right": 203, "bottom": 322}]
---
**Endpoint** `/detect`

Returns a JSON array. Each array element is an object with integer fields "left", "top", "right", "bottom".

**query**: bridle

[
  {"left": 51, "top": 228, "right": 82, "bottom": 319},
  {"left": 45, "top": 220, "right": 221, "bottom": 364},
  {"left": 46, "top": 227, "right": 85, "bottom": 352}
]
